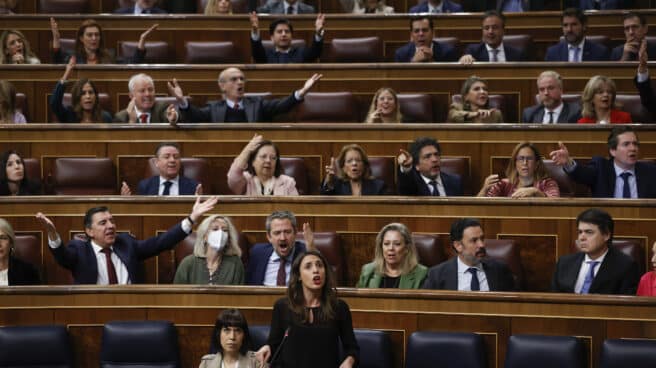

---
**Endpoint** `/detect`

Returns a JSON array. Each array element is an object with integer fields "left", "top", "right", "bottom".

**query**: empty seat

[
  {"left": 51, "top": 157, "right": 117, "bottom": 195},
  {"left": 280, "top": 157, "right": 309, "bottom": 194},
  {"left": 184, "top": 41, "right": 240, "bottom": 63},
  {"left": 612, "top": 238, "right": 646, "bottom": 275},
  {"left": 146, "top": 157, "right": 211, "bottom": 194},
  {"left": 485, "top": 239, "right": 524, "bottom": 290},
  {"left": 100, "top": 320, "right": 180, "bottom": 368},
  {"left": 325, "top": 37, "right": 383, "bottom": 62},
  {"left": 57, "top": 38, "right": 76, "bottom": 57},
  {"left": 0, "top": 325, "right": 73, "bottom": 367},
  {"left": 247, "top": 325, "right": 270, "bottom": 351},
  {"left": 342, "top": 329, "right": 393, "bottom": 368},
  {"left": 368, "top": 156, "right": 395, "bottom": 194},
  {"left": 600, "top": 338, "right": 656, "bottom": 368},
  {"left": 398, "top": 93, "right": 434, "bottom": 123},
  {"left": 616, "top": 94, "right": 652, "bottom": 123},
  {"left": 297, "top": 231, "right": 345, "bottom": 284},
  {"left": 505, "top": 334, "right": 586, "bottom": 368},
  {"left": 440, "top": 157, "right": 471, "bottom": 195},
  {"left": 13, "top": 234, "right": 41, "bottom": 276},
  {"left": 413, "top": 233, "right": 446, "bottom": 268},
  {"left": 39, "top": 0, "right": 90, "bottom": 13},
  {"left": 296, "top": 92, "right": 359, "bottom": 123},
  {"left": 504, "top": 34, "right": 534, "bottom": 60},
  {"left": 406, "top": 331, "right": 486, "bottom": 368},
  {"left": 433, "top": 37, "right": 460, "bottom": 52},
  {"left": 543, "top": 159, "right": 576, "bottom": 197},
  {"left": 120, "top": 41, "right": 170, "bottom": 63},
  {"left": 22, "top": 157, "right": 41, "bottom": 187}
]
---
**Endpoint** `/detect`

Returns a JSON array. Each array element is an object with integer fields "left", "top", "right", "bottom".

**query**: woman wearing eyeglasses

[
  {"left": 477, "top": 142, "right": 560, "bottom": 198},
  {"left": 321, "top": 144, "right": 385, "bottom": 196}
]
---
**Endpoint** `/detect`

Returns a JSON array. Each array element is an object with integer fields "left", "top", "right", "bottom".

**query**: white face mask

[{"left": 207, "top": 229, "right": 228, "bottom": 251}]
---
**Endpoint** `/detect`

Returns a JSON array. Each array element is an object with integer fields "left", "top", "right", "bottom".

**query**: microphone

[{"left": 269, "top": 328, "right": 289, "bottom": 367}]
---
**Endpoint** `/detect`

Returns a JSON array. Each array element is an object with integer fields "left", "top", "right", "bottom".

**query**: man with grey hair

[
  {"left": 114, "top": 73, "right": 181, "bottom": 124},
  {"left": 245, "top": 210, "right": 315, "bottom": 286},
  {"left": 521, "top": 70, "right": 581, "bottom": 124},
  {"left": 173, "top": 67, "right": 321, "bottom": 123}
]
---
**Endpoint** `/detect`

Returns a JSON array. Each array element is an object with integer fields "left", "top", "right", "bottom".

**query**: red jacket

[{"left": 577, "top": 110, "right": 632, "bottom": 124}]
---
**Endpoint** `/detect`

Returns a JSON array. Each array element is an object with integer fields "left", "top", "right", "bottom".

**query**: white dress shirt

[
  {"left": 457, "top": 257, "right": 490, "bottom": 291},
  {"left": 486, "top": 42, "right": 507, "bottom": 62},
  {"left": 542, "top": 102, "right": 564, "bottom": 124},
  {"left": 159, "top": 175, "right": 180, "bottom": 195},
  {"left": 613, "top": 163, "right": 637, "bottom": 199},
  {"left": 574, "top": 249, "right": 608, "bottom": 293}
]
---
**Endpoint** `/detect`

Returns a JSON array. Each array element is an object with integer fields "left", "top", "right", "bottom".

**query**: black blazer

[
  {"left": 422, "top": 257, "right": 515, "bottom": 291},
  {"left": 0, "top": 179, "right": 42, "bottom": 196},
  {"left": 567, "top": 156, "right": 656, "bottom": 198},
  {"left": 251, "top": 38, "right": 322, "bottom": 63},
  {"left": 49, "top": 81, "right": 113, "bottom": 123},
  {"left": 136, "top": 175, "right": 199, "bottom": 195},
  {"left": 635, "top": 76, "right": 656, "bottom": 114},
  {"left": 397, "top": 167, "right": 463, "bottom": 196},
  {"left": 394, "top": 41, "right": 459, "bottom": 62},
  {"left": 462, "top": 42, "right": 527, "bottom": 62},
  {"left": 7, "top": 256, "right": 40, "bottom": 285},
  {"left": 320, "top": 178, "right": 386, "bottom": 195},
  {"left": 180, "top": 94, "right": 300, "bottom": 123},
  {"left": 521, "top": 101, "right": 581, "bottom": 124},
  {"left": 551, "top": 246, "right": 639, "bottom": 295}
]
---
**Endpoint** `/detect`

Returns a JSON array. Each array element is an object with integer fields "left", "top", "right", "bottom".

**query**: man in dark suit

[
  {"left": 257, "top": 0, "right": 315, "bottom": 14},
  {"left": 459, "top": 11, "right": 528, "bottom": 64},
  {"left": 409, "top": 0, "right": 462, "bottom": 13},
  {"left": 114, "top": 73, "right": 180, "bottom": 124},
  {"left": 394, "top": 17, "right": 458, "bottom": 63},
  {"left": 522, "top": 70, "right": 581, "bottom": 124},
  {"left": 245, "top": 211, "right": 314, "bottom": 285},
  {"left": 612, "top": 12, "right": 656, "bottom": 61},
  {"left": 175, "top": 67, "right": 321, "bottom": 123},
  {"left": 495, "top": 0, "right": 544, "bottom": 12},
  {"left": 545, "top": 8, "right": 609, "bottom": 62},
  {"left": 36, "top": 196, "right": 218, "bottom": 284},
  {"left": 571, "top": 0, "right": 626, "bottom": 10},
  {"left": 550, "top": 126, "right": 656, "bottom": 198},
  {"left": 551, "top": 208, "right": 639, "bottom": 294},
  {"left": 422, "top": 218, "right": 515, "bottom": 291},
  {"left": 114, "top": 0, "right": 167, "bottom": 14},
  {"left": 250, "top": 14, "right": 324, "bottom": 64},
  {"left": 397, "top": 137, "right": 463, "bottom": 196}
]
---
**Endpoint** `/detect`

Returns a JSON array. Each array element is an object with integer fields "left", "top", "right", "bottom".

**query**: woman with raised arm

[
  {"left": 448, "top": 76, "right": 503, "bottom": 124},
  {"left": 321, "top": 144, "right": 385, "bottom": 195}
]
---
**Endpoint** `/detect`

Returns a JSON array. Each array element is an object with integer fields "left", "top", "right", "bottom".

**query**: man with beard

[
  {"left": 550, "top": 126, "right": 656, "bottom": 198},
  {"left": 422, "top": 218, "right": 515, "bottom": 291},
  {"left": 545, "top": 8, "right": 609, "bottom": 62},
  {"left": 394, "top": 17, "right": 458, "bottom": 63},
  {"left": 459, "top": 10, "right": 528, "bottom": 64},
  {"left": 522, "top": 70, "right": 581, "bottom": 124},
  {"left": 397, "top": 137, "right": 463, "bottom": 196},
  {"left": 245, "top": 211, "right": 315, "bottom": 286}
]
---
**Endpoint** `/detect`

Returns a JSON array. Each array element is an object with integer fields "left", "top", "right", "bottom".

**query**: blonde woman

[
  {"left": 448, "top": 76, "right": 503, "bottom": 123},
  {"left": 365, "top": 87, "right": 402, "bottom": 124},
  {"left": 204, "top": 0, "right": 232, "bottom": 14},
  {"left": 578, "top": 75, "right": 632, "bottom": 124}
]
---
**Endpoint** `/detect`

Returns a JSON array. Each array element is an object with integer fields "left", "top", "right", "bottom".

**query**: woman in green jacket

[{"left": 357, "top": 223, "right": 427, "bottom": 289}]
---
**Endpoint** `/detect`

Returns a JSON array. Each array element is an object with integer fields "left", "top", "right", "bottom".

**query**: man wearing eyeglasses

[{"left": 174, "top": 67, "right": 322, "bottom": 123}]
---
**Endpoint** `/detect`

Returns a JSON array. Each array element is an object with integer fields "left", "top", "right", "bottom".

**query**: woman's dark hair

[
  {"left": 0, "top": 149, "right": 28, "bottom": 195},
  {"left": 209, "top": 308, "right": 252, "bottom": 355},
  {"left": 287, "top": 250, "right": 337, "bottom": 323},
  {"left": 70, "top": 78, "right": 103, "bottom": 122},
  {"left": 75, "top": 19, "right": 113, "bottom": 63},
  {"left": 246, "top": 140, "right": 282, "bottom": 178}
]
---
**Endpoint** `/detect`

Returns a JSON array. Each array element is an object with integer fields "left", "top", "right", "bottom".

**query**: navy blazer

[
  {"left": 320, "top": 178, "right": 386, "bottom": 195},
  {"left": 544, "top": 40, "right": 610, "bottom": 62},
  {"left": 495, "top": 0, "right": 544, "bottom": 11},
  {"left": 49, "top": 223, "right": 188, "bottom": 284},
  {"left": 257, "top": 1, "right": 315, "bottom": 13},
  {"left": 463, "top": 42, "right": 527, "bottom": 62},
  {"left": 7, "top": 256, "right": 40, "bottom": 285},
  {"left": 576, "top": 0, "right": 624, "bottom": 9},
  {"left": 521, "top": 101, "right": 581, "bottom": 124},
  {"left": 394, "top": 41, "right": 459, "bottom": 62},
  {"left": 551, "top": 246, "right": 639, "bottom": 294},
  {"left": 397, "top": 167, "right": 463, "bottom": 196},
  {"left": 181, "top": 94, "right": 299, "bottom": 123},
  {"left": 635, "top": 76, "right": 656, "bottom": 114},
  {"left": 136, "top": 175, "right": 199, "bottom": 195},
  {"left": 409, "top": 0, "right": 463, "bottom": 12},
  {"left": 611, "top": 41, "right": 656, "bottom": 61},
  {"left": 245, "top": 241, "right": 307, "bottom": 285},
  {"left": 114, "top": 6, "right": 167, "bottom": 14},
  {"left": 422, "top": 257, "right": 516, "bottom": 291},
  {"left": 251, "top": 38, "right": 322, "bottom": 63},
  {"left": 567, "top": 156, "right": 656, "bottom": 198}
]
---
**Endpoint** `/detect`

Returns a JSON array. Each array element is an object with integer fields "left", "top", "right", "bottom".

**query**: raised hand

[
  {"left": 35, "top": 212, "right": 60, "bottom": 241},
  {"left": 298, "top": 73, "right": 323, "bottom": 97},
  {"left": 302, "top": 222, "right": 315, "bottom": 250},
  {"left": 397, "top": 148, "right": 412, "bottom": 169},
  {"left": 189, "top": 196, "right": 219, "bottom": 223},
  {"left": 324, "top": 156, "right": 336, "bottom": 181},
  {"left": 61, "top": 55, "right": 76, "bottom": 82},
  {"left": 638, "top": 39, "right": 648, "bottom": 74},
  {"left": 120, "top": 181, "right": 132, "bottom": 196},
  {"left": 11, "top": 53, "right": 24, "bottom": 64},
  {"left": 477, "top": 174, "right": 499, "bottom": 196},
  {"left": 194, "top": 184, "right": 203, "bottom": 196},
  {"left": 50, "top": 17, "right": 61, "bottom": 49},
  {"left": 245, "top": 133, "right": 264, "bottom": 153},
  {"left": 249, "top": 11, "right": 259, "bottom": 33},
  {"left": 138, "top": 24, "right": 159, "bottom": 50},
  {"left": 549, "top": 142, "right": 571, "bottom": 166},
  {"left": 167, "top": 78, "right": 185, "bottom": 102},
  {"left": 315, "top": 13, "right": 325, "bottom": 35},
  {"left": 126, "top": 98, "right": 137, "bottom": 124}
]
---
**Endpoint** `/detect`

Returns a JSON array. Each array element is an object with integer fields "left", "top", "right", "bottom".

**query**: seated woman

[
  {"left": 199, "top": 309, "right": 258, "bottom": 368},
  {"left": 365, "top": 87, "right": 402, "bottom": 124},
  {"left": 0, "top": 218, "right": 40, "bottom": 286},
  {"left": 204, "top": 0, "right": 232, "bottom": 14},
  {"left": 174, "top": 215, "right": 244, "bottom": 285},
  {"left": 0, "top": 80, "right": 26, "bottom": 124},
  {"left": 0, "top": 30, "right": 41, "bottom": 64},
  {"left": 448, "top": 76, "right": 503, "bottom": 124},
  {"left": 357, "top": 223, "right": 427, "bottom": 289},
  {"left": 321, "top": 144, "right": 385, "bottom": 195},
  {"left": 478, "top": 142, "right": 560, "bottom": 198},
  {"left": 256, "top": 250, "right": 359, "bottom": 368},
  {"left": 578, "top": 75, "right": 632, "bottom": 124},
  {"left": 49, "top": 57, "right": 113, "bottom": 123},
  {"left": 637, "top": 241, "right": 656, "bottom": 296},
  {"left": 228, "top": 134, "right": 298, "bottom": 196},
  {"left": 343, "top": 0, "right": 395, "bottom": 13},
  {"left": 50, "top": 18, "right": 157, "bottom": 64},
  {"left": 0, "top": 150, "right": 41, "bottom": 195}
]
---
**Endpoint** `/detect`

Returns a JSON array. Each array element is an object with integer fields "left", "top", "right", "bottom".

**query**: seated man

[
  {"left": 35, "top": 196, "right": 217, "bottom": 284},
  {"left": 550, "top": 126, "right": 656, "bottom": 198},
  {"left": 422, "top": 218, "right": 515, "bottom": 291},
  {"left": 545, "top": 8, "right": 609, "bottom": 62},
  {"left": 409, "top": 0, "right": 462, "bottom": 13},
  {"left": 121, "top": 142, "right": 201, "bottom": 196},
  {"left": 114, "top": 0, "right": 167, "bottom": 14},
  {"left": 522, "top": 70, "right": 581, "bottom": 124},
  {"left": 396, "top": 136, "right": 463, "bottom": 196},
  {"left": 175, "top": 67, "right": 321, "bottom": 123},
  {"left": 113, "top": 73, "right": 180, "bottom": 124},
  {"left": 257, "top": 0, "right": 315, "bottom": 14},
  {"left": 394, "top": 17, "right": 458, "bottom": 63},
  {"left": 611, "top": 12, "right": 656, "bottom": 61},
  {"left": 250, "top": 13, "right": 324, "bottom": 63},
  {"left": 551, "top": 208, "right": 639, "bottom": 295},
  {"left": 459, "top": 10, "right": 528, "bottom": 64},
  {"left": 245, "top": 211, "right": 314, "bottom": 285},
  {"left": 635, "top": 40, "right": 656, "bottom": 114}
]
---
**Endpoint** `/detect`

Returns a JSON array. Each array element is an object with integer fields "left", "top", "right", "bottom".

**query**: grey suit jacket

[
  {"left": 113, "top": 101, "right": 171, "bottom": 123},
  {"left": 257, "top": 0, "right": 316, "bottom": 13},
  {"left": 180, "top": 93, "right": 300, "bottom": 123},
  {"left": 521, "top": 101, "right": 581, "bottom": 124}
]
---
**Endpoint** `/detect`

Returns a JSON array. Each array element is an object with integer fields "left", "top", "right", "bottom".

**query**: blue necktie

[
  {"left": 162, "top": 181, "right": 172, "bottom": 196},
  {"left": 286, "top": 6, "right": 294, "bottom": 14},
  {"left": 620, "top": 172, "right": 632, "bottom": 198},
  {"left": 490, "top": 49, "right": 499, "bottom": 62},
  {"left": 468, "top": 268, "right": 480, "bottom": 291},
  {"left": 579, "top": 261, "right": 599, "bottom": 294},
  {"left": 572, "top": 47, "right": 581, "bottom": 62}
]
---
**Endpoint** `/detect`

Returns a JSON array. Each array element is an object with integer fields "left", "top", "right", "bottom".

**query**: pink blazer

[{"left": 227, "top": 160, "right": 298, "bottom": 196}]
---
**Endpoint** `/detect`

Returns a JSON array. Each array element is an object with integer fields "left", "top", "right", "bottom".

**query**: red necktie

[
  {"left": 139, "top": 113, "right": 148, "bottom": 124},
  {"left": 100, "top": 248, "right": 118, "bottom": 284},
  {"left": 276, "top": 257, "right": 287, "bottom": 286}
]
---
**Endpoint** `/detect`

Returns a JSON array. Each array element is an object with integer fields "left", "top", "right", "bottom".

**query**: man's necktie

[
  {"left": 278, "top": 52, "right": 290, "bottom": 63},
  {"left": 572, "top": 47, "right": 581, "bottom": 62},
  {"left": 139, "top": 113, "right": 148, "bottom": 124},
  {"left": 468, "top": 268, "right": 480, "bottom": 291},
  {"left": 579, "top": 261, "right": 599, "bottom": 294},
  {"left": 287, "top": 6, "right": 294, "bottom": 14},
  {"left": 162, "top": 181, "right": 173, "bottom": 196},
  {"left": 276, "top": 257, "right": 287, "bottom": 286},
  {"left": 234, "top": 102, "right": 241, "bottom": 110},
  {"left": 100, "top": 248, "right": 118, "bottom": 284},
  {"left": 620, "top": 172, "right": 632, "bottom": 198},
  {"left": 548, "top": 111, "right": 554, "bottom": 124},
  {"left": 428, "top": 180, "right": 440, "bottom": 196},
  {"left": 490, "top": 49, "right": 499, "bottom": 62}
]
